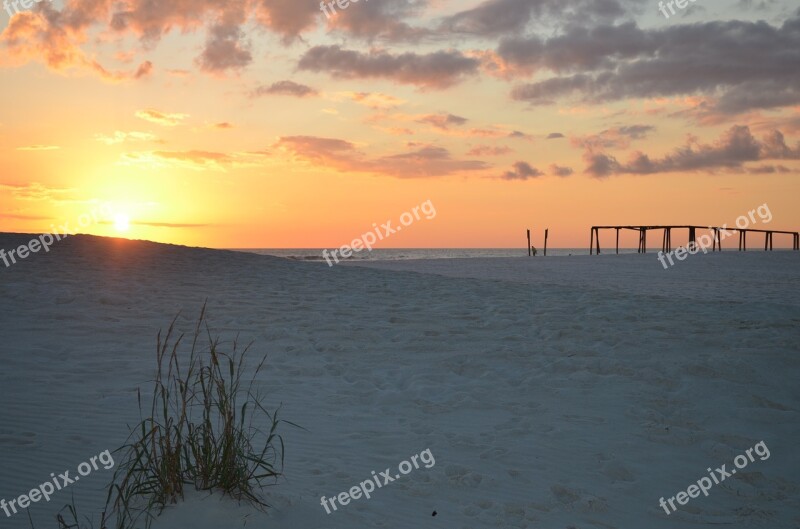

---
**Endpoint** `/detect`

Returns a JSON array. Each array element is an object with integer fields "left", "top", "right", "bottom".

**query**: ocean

[{"left": 229, "top": 248, "right": 644, "bottom": 262}]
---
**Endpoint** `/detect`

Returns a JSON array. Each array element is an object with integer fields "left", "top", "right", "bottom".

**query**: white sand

[{"left": 1, "top": 234, "right": 798, "bottom": 528}]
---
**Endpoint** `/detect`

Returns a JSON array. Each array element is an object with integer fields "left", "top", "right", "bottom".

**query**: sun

[{"left": 114, "top": 213, "right": 130, "bottom": 232}]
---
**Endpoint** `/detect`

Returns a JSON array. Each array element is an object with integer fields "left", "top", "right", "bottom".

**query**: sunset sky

[{"left": 1, "top": 0, "right": 798, "bottom": 249}]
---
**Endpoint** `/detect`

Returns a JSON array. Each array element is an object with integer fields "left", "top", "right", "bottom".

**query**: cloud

[
  {"left": 298, "top": 46, "right": 480, "bottom": 89},
  {"left": 197, "top": 15, "right": 252, "bottom": 74},
  {"left": 550, "top": 164, "right": 574, "bottom": 177},
  {"left": 746, "top": 164, "right": 791, "bottom": 174},
  {"left": 572, "top": 124, "right": 655, "bottom": 150},
  {"left": 505, "top": 13, "right": 800, "bottom": 116},
  {"left": 325, "top": 0, "right": 430, "bottom": 41},
  {"left": 0, "top": 9, "right": 153, "bottom": 81},
  {"left": 417, "top": 113, "right": 468, "bottom": 130},
  {"left": 546, "top": 132, "right": 565, "bottom": 139},
  {"left": 135, "top": 109, "right": 189, "bottom": 126},
  {"left": 374, "top": 146, "right": 488, "bottom": 177},
  {"left": 252, "top": 80, "right": 319, "bottom": 98},
  {"left": 366, "top": 111, "right": 518, "bottom": 139},
  {"left": 509, "top": 130, "right": 534, "bottom": 141},
  {"left": 275, "top": 136, "right": 357, "bottom": 160},
  {"left": 338, "top": 91, "right": 406, "bottom": 109},
  {"left": 134, "top": 60, "right": 153, "bottom": 78},
  {"left": 95, "top": 131, "right": 158, "bottom": 145},
  {"left": 500, "top": 161, "right": 543, "bottom": 180},
  {"left": 441, "top": 0, "right": 626, "bottom": 37},
  {"left": 250, "top": 0, "right": 320, "bottom": 42},
  {"left": 499, "top": 21, "right": 652, "bottom": 76},
  {"left": 617, "top": 125, "right": 654, "bottom": 139},
  {"left": 0, "top": 213, "right": 52, "bottom": 220},
  {"left": 467, "top": 145, "right": 513, "bottom": 156},
  {"left": 16, "top": 145, "right": 60, "bottom": 151},
  {"left": 120, "top": 150, "right": 266, "bottom": 171},
  {"left": 582, "top": 125, "right": 800, "bottom": 177},
  {"left": 0, "top": 0, "right": 293, "bottom": 77},
  {"left": 275, "top": 135, "right": 489, "bottom": 178},
  {"left": 0, "top": 182, "right": 73, "bottom": 201}
]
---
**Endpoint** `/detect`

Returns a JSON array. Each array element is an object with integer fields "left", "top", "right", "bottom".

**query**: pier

[{"left": 589, "top": 225, "right": 800, "bottom": 255}]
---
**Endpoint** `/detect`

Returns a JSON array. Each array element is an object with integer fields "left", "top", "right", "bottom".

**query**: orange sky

[{"left": 1, "top": 0, "right": 799, "bottom": 248}]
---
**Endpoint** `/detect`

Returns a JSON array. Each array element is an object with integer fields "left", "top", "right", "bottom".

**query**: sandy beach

[
  {"left": 1, "top": 234, "right": 798, "bottom": 528},
  {"left": 3, "top": 0, "right": 799, "bottom": 526}
]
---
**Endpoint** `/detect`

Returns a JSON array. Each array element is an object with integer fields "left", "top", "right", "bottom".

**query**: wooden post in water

[
  {"left": 595, "top": 228, "right": 601, "bottom": 255},
  {"left": 643, "top": 228, "right": 647, "bottom": 253},
  {"left": 590, "top": 228, "right": 594, "bottom": 255},
  {"left": 544, "top": 229, "right": 549, "bottom": 256},
  {"left": 527, "top": 229, "right": 531, "bottom": 257},
  {"left": 639, "top": 228, "right": 647, "bottom": 253}
]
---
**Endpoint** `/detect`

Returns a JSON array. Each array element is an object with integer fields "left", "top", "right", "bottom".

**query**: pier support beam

[
  {"left": 544, "top": 229, "right": 549, "bottom": 257},
  {"left": 596, "top": 228, "right": 601, "bottom": 255},
  {"left": 637, "top": 228, "right": 647, "bottom": 253}
]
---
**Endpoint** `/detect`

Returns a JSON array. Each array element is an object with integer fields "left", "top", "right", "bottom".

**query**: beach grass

[
  {"left": 27, "top": 305, "right": 289, "bottom": 529},
  {"left": 105, "top": 303, "right": 287, "bottom": 528}
]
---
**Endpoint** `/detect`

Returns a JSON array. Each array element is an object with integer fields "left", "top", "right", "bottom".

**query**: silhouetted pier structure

[{"left": 589, "top": 225, "right": 800, "bottom": 255}]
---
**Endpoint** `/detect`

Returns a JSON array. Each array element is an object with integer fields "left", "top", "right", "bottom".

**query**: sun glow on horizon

[{"left": 114, "top": 214, "right": 130, "bottom": 233}]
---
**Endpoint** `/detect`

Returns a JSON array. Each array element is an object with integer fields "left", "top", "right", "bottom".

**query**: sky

[{"left": 0, "top": 0, "right": 799, "bottom": 249}]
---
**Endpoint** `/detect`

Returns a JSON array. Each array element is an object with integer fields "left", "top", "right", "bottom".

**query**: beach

[{"left": 0, "top": 233, "right": 798, "bottom": 529}]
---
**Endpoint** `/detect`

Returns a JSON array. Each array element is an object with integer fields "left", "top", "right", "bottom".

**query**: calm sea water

[{"left": 230, "top": 248, "right": 643, "bottom": 262}]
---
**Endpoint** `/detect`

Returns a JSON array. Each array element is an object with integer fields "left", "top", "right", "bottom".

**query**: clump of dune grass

[{"left": 105, "top": 304, "right": 288, "bottom": 529}]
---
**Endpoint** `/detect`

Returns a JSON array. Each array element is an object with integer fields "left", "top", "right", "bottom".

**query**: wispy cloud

[
  {"left": 252, "top": 80, "right": 318, "bottom": 98},
  {"left": 95, "top": 131, "right": 158, "bottom": 145},
  {"left": 16, "top": 145, "right": 60, "bottom": 151},
  {"left": 467, "top": 145, "right": 513, "bottom": 156},
  {"left": 0, "top": 182, "right": 74, "bottom": 201},
  {"left": 298, "top": 46, "right": 480, "bottom": 89},
  {"left": 275, "top": 135, "right": 489, "bottom": 178},
  {"left": 120, "top": 150, "right": 269, "bottom": 171},
  {"left": 135, "top": 109, "right": 189, "bottom": 127},
  {"left": 500, "top": 161, "right": 543, "bottom": 180}
]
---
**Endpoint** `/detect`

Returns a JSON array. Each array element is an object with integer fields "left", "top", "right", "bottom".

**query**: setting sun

[{"left": 114, "top": 214, "right": 130, "bottom": 233}]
